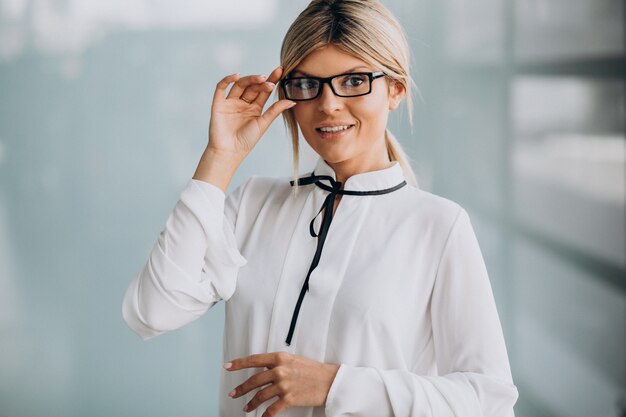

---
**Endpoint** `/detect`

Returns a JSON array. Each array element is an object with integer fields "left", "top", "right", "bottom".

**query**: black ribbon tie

[{"left": 285, "top": 172, "right": 407, "bottom": 345}]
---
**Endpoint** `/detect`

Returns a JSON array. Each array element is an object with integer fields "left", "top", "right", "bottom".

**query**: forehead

[{"left": 293, "top": 44, "right": 373, "bottom": 77}]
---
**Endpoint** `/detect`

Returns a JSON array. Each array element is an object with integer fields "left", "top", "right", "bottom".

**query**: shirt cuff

[
  {"left": 182, "top": 179, "right": 247, "bottom": 269},
  {"left": 324, "top": 363, "right": 391, "bottom": 416}
]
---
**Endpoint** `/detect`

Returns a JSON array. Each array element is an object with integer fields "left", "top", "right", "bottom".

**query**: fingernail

[
  {"left": 223, "top": 362, "right": 232, "bottom": 370},
  {"left": 288, "top": 101, "right": 297, "bottom": 107},
  {"left": 228, "top": 389, "right": 236, "bottom": 397},
  {"left": 243, "top": 404, "right": 249, "bottom": 412}
]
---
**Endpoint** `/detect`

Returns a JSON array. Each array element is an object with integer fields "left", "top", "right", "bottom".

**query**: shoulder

[
  {"left": 392, "top": 186, "right": 478, "bottom": 264},
  {"left": 393, "top": 184, "right": 465, "bottom": 229},
  {"left": 226, "top": 174, "right": 295, "bottom": 209},
  {"left": 231, "top": 174, "right": 293, "bottom": 198}
]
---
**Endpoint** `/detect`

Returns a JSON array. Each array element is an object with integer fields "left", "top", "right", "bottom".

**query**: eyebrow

[{"left": 290, "top": 66, "right": 372, "bottom": 77}]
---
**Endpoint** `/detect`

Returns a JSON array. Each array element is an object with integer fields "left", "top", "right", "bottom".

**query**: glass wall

[
  {"left": 0, "top": 0, "right": 624, "bottom": 416},
  {"left": 426, "top": 0, "right": 626, "bottom": 416}
]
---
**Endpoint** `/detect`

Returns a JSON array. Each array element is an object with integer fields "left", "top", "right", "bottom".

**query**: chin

[
  {"left": 307, "top": 143, "right": 352, "bottom": 163},
  {"left": 313, "top": 150, "right": 352, "bottom": 165}
]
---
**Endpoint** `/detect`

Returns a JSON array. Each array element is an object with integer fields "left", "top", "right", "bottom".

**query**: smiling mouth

[{"left": 316, "top": 125, "right": 355, "bottom": 133}]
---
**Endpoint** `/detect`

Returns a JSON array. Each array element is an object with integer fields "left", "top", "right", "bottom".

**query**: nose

[{"left": 316, "top": 82, "right": 343, "bottom": 114}]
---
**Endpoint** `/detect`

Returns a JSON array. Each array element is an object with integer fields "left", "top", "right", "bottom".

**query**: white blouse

[{"left": 122, "top": 158, "right": 518, "bottom": 417}]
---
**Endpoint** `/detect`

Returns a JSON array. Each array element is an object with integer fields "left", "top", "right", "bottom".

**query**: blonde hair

[{"left": 279, "top": 0, "right": 418, "bottom": 188}]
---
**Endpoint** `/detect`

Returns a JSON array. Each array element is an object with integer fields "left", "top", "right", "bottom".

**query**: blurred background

[{"left": 0, "top": 0, "right": 624, "bottom": 416}]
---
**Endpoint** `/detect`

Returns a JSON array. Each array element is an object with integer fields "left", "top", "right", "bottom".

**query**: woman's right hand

[
  {"left": 193, "top": 66, "right": 295, "bottom": 191},
  {"left": 207, "top": 66, "right": 295, "bottom": 162}
]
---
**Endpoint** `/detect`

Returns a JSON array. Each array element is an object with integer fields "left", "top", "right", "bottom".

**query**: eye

[
  {"left": 292, "top": 78, "right": 318, "bottom": 90},
  {"left": 342, "top": 74, "right": 367, "bottom": 88}
]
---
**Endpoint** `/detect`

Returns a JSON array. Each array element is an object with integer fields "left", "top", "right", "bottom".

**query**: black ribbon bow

[{"left": 285, "top": 172, "right": 407, "bottom": 345}]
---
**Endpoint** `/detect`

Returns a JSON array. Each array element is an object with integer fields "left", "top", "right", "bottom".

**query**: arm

[
  {"left": 122, "top": 67, "right": 295, "bottom": 340},
  {"left": 324, "top": 208, "right": 518, "bottom": 417},
  {"left": 122, "top": 177, "right": 249, "bottom": 340}
]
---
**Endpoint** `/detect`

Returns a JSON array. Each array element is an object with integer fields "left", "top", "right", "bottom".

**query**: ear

[{"left": 388, "top": 81, "right": 406, "bottom": 111}]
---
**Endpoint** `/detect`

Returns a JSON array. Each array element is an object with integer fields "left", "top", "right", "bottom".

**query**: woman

[{"left": 122, "top": 1, "right": 519, "bottom": 416}]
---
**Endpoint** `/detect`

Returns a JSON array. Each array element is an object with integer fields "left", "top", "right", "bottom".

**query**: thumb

[{"left": 258, "top": 100, "right": 297, "bottom": 133}]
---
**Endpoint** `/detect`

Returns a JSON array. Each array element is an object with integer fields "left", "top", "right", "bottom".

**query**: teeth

[{"left": 319, "top": 125, "right": 351, "bottom": 133}]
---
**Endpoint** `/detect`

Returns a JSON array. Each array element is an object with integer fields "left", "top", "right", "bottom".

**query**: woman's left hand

[{"left": 224, "top": 352, "right": 340, "bottom": 416}]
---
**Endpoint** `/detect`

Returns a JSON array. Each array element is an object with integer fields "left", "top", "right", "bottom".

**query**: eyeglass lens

[{"left": 283, "top": 73, "right": 371, "bottom": 100}]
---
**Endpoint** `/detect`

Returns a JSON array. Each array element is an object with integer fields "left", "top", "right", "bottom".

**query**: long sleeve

[
  {"left": 122, "top": 178, "right": 249, "bottom": 340},
  {"left": 324, "top": 208, "right": 518, "bottom": 417}
]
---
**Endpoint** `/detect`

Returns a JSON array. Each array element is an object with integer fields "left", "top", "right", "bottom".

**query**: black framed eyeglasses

[{"left": 281, "top": 71, "right": 386, "bottom": 101}]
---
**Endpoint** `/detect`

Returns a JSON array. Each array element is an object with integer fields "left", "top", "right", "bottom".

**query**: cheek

[
  {"left": 292, "top": 106, "right": 313, "bottom": 131},
  {"left": 353, "top": 97, "right": 389, "bottom": 128}
]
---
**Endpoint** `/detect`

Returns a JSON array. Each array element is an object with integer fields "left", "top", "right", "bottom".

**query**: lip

[
  {"left": 315, "top": 124, "right": 355, "bottom": 140},
  {"left": 315, "top": 121, "right": 355, "bottom": 129}
]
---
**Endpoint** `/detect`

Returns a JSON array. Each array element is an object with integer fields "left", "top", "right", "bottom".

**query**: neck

[{"left": 326, "top": 155, "right": 393, "bottom": 185}]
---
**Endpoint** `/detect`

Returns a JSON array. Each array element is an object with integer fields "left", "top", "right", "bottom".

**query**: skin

[
  {"left": 193, "top": 67, "right": 295, "bottom": 192},
  {"left": 288, "top": 44, "right": 405, "bottom": 215},
  {"left": 224, "top": 352, "right": 339, "bottom": 416},
  {"left": 193, "top": 44, "right": 405, "bottom": 417},
  {"left": 291, "top": 44, "right": 405, "bottom": 186}
]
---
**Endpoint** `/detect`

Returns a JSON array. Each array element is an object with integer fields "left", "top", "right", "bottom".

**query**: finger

[
  {"left": 212, "top": 73, "right": 240, "bottom": 107},
  {"left": 262, "top": 399, "right": 289, "bottom": 417},
  {"left": 244, "top": 384, "right": 281, "bottom": 413},
  {"left": 240, "top": 82, "right": 275, "bottom": 106},
  {"left": 230, "top": 369, "right": 274, "bottom": 398},
  {"left": 226, "top": 74, "right": 267, "bottom": 100},
  {"left": 253, "top": 67, "right": 283, "bottom": 106},
  {"left": 227, "top": 351, "right": 293, "bottom": 371},
  {"left": 226, "top": 353, "right": 277, "bottom": 371},
  {"left": 258, "top": 100, "right": 297, "bottom": 132},
  {"left": 228, "top": 352, "right": 284, "bottom": 371}
]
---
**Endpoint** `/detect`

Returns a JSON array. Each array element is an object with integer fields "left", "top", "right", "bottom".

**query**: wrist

[
  {"left": 193, "top": 147, "right": 243, "bottom": 192},
  {"left": 323, "top": 363, "right": 341, "bottom": 405},
  {"left": 205, "top": 145, "right": 245, "bottom": 161}
]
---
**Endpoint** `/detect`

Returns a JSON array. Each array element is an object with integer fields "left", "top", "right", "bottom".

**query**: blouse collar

[{"left": 311, "top": 157, "right": 406, "bottom": 192}]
